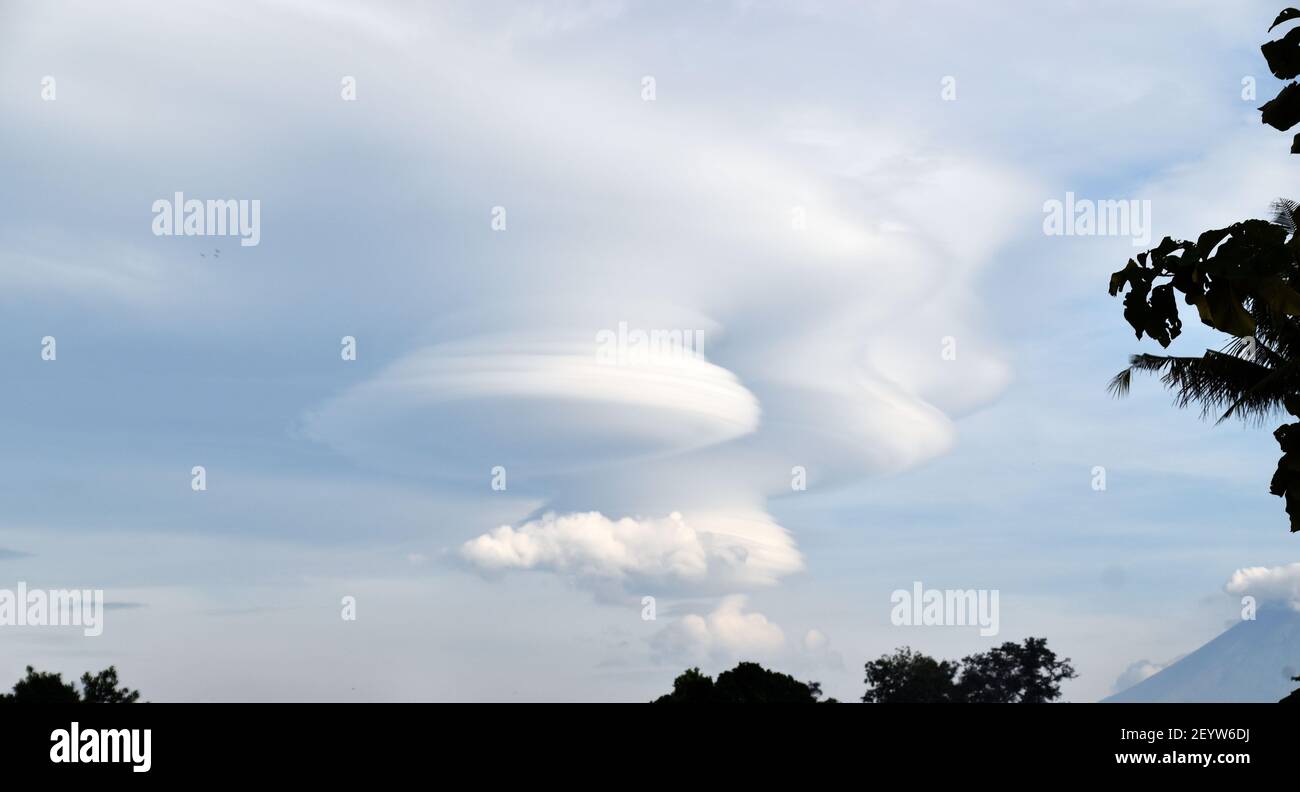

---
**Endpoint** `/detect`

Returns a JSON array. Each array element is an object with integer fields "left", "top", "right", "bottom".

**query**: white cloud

[
  {"left": 269, "top": 3, "right": 1035, "bottom": 588},
  {"left": 800, "top": 628, "right": 845, "bottom": 670},
  {"left": 1112, "top": 658, "right": 1174, "bottom": 695},
  {"left": 459, "top": 510, "right": 802, "bottom": 592},
  {"left": 646, "top": 596, "right": 843, "bottom": 671},
  {"left": 303, "top": 336, "right": 761, "bottom": 478},
  {"left": 0, "top": 0, "right": 1031, "bottom": 600},
  {"left": 1224, "top": 562, "right": 1300, "bottom": 609},
  {"left": 649, "top": 595, "right": 787, "bottom": 663},
  {"left": 803, "top": 628, "right": 829, "bottom": 653}
]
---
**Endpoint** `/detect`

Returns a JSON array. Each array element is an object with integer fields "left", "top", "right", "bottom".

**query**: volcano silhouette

[{"left": 1106, "top": 607, "right": 1300, "bottom": 702}]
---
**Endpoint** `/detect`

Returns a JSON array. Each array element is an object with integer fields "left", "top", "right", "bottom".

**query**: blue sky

[{"left": 2, "top": 0, "right": 1300, "bottom": 701}]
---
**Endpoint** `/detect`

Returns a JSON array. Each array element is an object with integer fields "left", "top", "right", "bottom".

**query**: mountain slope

[{"left": 1106, "top": 607, "right": 1300, "bottom": 702}]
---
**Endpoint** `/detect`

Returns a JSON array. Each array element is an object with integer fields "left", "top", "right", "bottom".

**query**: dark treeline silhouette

[
  {"left": 863, "top": 638, "right": 1076, "bottom": 703},
  {"left": 654, "top": 637, "right": 1074, "bottom": 703},
  {"left": 654, "top": 662, "right": 835, "bottom": 703},
  {"left": 0, "top": 665, "right": 141, "bottom": 704}
]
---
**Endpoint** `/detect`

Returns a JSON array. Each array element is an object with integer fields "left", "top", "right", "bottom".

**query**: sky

[{"left": 2, "top": 0, "right": 1300, "bottom": 702}]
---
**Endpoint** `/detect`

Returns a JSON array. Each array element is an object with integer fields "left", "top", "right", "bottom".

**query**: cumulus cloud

[
  {"left": 459, "top": 510, "right": 802, "bottom": 593},
  {"left": 1224, "top": 562, "right": 1300, "bottom": 609},
  {"left": 800, "top": 628, "right": 845, "bottom": 671},
  {"left": 1112, "top": 658, "right": 1174, "bottom": 695},
  {"left": 649, "top": 595, "right": 787, "bottom": 663},
  {"left": 646, "top": 595, "right": 842, "bottom": 670}
]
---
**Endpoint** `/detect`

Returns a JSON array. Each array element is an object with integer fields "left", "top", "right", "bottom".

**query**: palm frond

[
  {"left": 1271, "top": 197, "right": 1300, "bottom": 235},
  {"left": 1109, "top": 351, "right": 1285, "bottom": 424},
  {"left": 1106, "top": 366, "right": 1133, "bottom": 398}
]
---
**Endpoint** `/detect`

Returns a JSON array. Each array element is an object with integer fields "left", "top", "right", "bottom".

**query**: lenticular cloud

[
  {"left": 289, "top": 3, "right": 1028, "bottom": 596},
  {"left": 302, "top": 336, "right": 762, "bottom": 477}
]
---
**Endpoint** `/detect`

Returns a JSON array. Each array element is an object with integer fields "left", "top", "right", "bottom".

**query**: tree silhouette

[
  {"left": 0, "top": 665, "right": 142, "bottom": 703},
  {"left": 0, "top": 666, "right": 80, "bottom": 704},
  {"left": 654, "top": 662, "right": 832, "bottom": 703},
  {"left": 955, "top": 637, "right": 1077, "bottom": 703},
  {"left": 80, "top": 666, "right": 142, "bottom": 704},
  {"left": 655, "top": 667, "right": 716, "bottom": 702},
  {"left": 862, "top": 638, "right": 1076, "bottom": 703},
  {"left": 862, "top": 647, "right": 959, "bottom": 703},
  {"left": 1107, "top": 8, "right": 1300, "bottom": 533}
]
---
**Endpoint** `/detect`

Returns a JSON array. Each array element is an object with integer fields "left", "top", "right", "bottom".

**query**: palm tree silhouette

[{"left": 1107, "top": 10, "right": 1300, "bottom": 532}]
